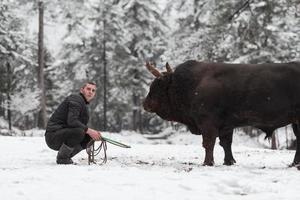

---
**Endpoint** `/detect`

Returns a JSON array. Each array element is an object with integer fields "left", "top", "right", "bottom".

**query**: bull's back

[
  {"left": 175, "top": 61, "right": 300, "bottom": 127},
  {"left": 219, "top": 62, "right": 300, "bottom": 127}
]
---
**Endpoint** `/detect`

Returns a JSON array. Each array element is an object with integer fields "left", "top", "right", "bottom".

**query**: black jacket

[{"left": 46, "top": 93, "right": 89, "bottom": 133}]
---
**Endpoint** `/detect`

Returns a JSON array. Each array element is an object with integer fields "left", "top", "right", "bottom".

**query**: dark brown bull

[{"left": 143, "top": 60, "right": 300, "bottom": 167}]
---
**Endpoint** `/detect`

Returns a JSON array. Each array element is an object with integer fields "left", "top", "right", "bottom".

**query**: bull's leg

[
  {"left": 291, "top": 123, "right": 300, "bottom": 166},
  {"left": 202, "top": 128, "right": 217, "bottom": 166},
  {"left": 219, "top": 128, "right": 236, "bottom": 165}
]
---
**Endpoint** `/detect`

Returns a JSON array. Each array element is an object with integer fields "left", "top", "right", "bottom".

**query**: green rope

[{"left": 101, "top": 136, "right": 131, "bottom": 148}]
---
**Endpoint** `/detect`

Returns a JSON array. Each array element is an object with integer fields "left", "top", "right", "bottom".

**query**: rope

[
  {"left": 85, "top": 137, "right": 130, "bottom": 164},
  {"left": 102, "top": 136, "right": 131, "bottom": 148},
  {"left": 86, "top": 139, "right": 107, "bottom": 165}
]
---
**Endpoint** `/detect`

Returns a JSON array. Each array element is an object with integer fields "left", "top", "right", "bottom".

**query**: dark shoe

[
  {"left": 56, "top": 143, "right": 74, "bottom": 165},
  {"left": 57, "top": 157, "right": 74, "bottom": 164}
]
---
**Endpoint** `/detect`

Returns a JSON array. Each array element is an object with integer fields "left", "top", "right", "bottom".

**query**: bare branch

[{"left": 228, "top": 0, "right": 253, "bottom": 21}]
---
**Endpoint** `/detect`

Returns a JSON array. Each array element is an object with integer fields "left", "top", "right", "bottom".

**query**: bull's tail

[{"left": 262, "top": 128, "right": 275, "bottom": 140}]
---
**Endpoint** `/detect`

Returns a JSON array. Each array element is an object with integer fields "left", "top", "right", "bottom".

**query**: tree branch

[{"left": 228, "top": 0, "right": 253, "bottom": 21}]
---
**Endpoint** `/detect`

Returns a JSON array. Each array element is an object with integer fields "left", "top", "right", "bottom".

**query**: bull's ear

[
  {"left": 145, "top": 61, "right": 162, "bottom": 77},
  {"left": 165, "top": 62, "right": 173, "bottom": 73}
]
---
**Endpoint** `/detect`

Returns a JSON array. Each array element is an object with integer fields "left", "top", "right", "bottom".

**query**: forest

[{"left": 1, "top": 0, "right": 300, "bottom": 146}]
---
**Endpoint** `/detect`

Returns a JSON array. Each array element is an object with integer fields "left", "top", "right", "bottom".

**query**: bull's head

[{"left": 143, "top": 62, "right": 174, "bottom": 120}]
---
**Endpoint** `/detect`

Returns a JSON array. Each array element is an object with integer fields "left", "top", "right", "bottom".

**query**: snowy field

[{"left": 1, "top": 131, "right": 300, "bottom": 200}]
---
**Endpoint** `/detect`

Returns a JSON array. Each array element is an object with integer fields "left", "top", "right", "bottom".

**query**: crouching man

[{"left": 45, "top": 81, "right": 102, "bottom": 164}]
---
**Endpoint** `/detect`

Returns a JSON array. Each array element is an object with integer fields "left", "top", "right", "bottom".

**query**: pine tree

[
  {"left": 55, "top": 0, "right": 125, "bottom": 131},
  {"left": 55, "top": 0, "right": 168, "bottom": 132},
  {"left": 120, "top": 0, "right": 167, "bottom": 132},
  {"left": 0, "top": 0, "right": 38, "bottom": 130}
]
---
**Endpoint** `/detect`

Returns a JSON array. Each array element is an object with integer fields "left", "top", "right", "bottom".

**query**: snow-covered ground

[{"left": 1, "top": 130, "right": 300, "bottom": 200}]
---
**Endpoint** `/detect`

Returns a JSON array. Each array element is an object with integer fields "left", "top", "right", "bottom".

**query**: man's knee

[
  {"left": 46, "top": 128, "right": 87, "bottom": 149},
  {"left": 72, "top": 128, "right": 86, "bottom": 140}
]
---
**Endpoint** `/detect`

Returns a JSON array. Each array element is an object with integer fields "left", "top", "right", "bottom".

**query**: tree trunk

[
  {"left": 138, "top": 105, "right": 143, "bottom": 133},
  {"left": 117, "top": 113, "right": 122, "bottom": 132},
  {"left": 132, "top": 92, "right": 139, "bottom": 131},
  {"left": 131, "top": 5, "right": 142, "bottom": 133},
  {"left": 0, "top": 95, "right": 4, "bottom": 117},
  {"left": 132, "top": 66, "right": 142, "bottom": 132},
  {"left": 102, "top": 14, "right": 107, "bottom": 131},
  {"left": 271, "top": 132, "right": 277, "bottom": 150},
  {"left": 37, "top": 1, "right": 47, "bottom": 129},
  {"left": 6, "top": 62, "right": 12, "bottom": 130}
]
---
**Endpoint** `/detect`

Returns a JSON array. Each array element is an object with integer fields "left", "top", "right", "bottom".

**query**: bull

[{"left": 143, "top": 60, "right": 300, "bottom": 167}]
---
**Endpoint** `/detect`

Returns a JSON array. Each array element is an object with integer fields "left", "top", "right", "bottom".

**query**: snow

[{"left": 1, "top": 130, "right": 300, "bottom": 200}]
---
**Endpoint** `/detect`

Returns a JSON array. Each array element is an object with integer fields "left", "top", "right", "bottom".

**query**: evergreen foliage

[{"left": 1, "top": 0, "right": 300, "bottom": 140}]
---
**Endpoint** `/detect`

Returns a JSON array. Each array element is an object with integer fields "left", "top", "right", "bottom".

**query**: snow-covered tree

[
  {"left": 0, "top": 0, "right": 38, "bottom": 130},
  {"left": 164, "top": 0, "right": 300, "bottom": 64},
  {"left": 120, "top": 0, "right": 167, "bottom": 132},
  {"left": 55, "top": 0, "right": 168, "bottom": 133},
  {"left": 227, "top": 0, "right": 300, "bottom": 63}
]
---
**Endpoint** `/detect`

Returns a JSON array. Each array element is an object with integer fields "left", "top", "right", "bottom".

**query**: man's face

[{"left": 80, "top": 83, "right": 96, "bottom": 102}]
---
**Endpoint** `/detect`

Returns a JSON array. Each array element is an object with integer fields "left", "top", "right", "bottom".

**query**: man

[{"left": 45, "top": 82, "right": 102, "bottom": 164}]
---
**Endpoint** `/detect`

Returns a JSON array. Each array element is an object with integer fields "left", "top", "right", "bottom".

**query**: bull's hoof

[
  {"left": 203, "top": 161, "right": 214, "bottom": 166},
  {"left": 224, "top": 159, "right": 236, "bottom": 166},
  {"left": 289, "top": 161, "right": 300, "bottom": 167},
  {"left": 290, "top": 163, "right": 300, "bottom": 170}
]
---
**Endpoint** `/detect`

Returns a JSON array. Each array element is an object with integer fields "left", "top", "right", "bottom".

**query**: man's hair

[{"left": 81, "top": 81, "right": 96, "bottom": 89}]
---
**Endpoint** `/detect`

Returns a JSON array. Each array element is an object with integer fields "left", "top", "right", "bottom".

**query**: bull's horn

[
  {"left": 165, "top": 62, "right": 173, "bottom": 73},
  {"left": 145, "top": 62, "right": 162, "bottom": 77}
]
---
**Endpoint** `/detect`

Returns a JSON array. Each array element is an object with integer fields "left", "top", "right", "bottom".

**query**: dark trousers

[{"left": 45, "top": 127, "right": 92, "bottom": 151}]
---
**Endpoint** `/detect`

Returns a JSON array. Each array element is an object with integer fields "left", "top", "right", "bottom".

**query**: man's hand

[{"left": 86, "top": 128, "right": 102, "bottom": 141}]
